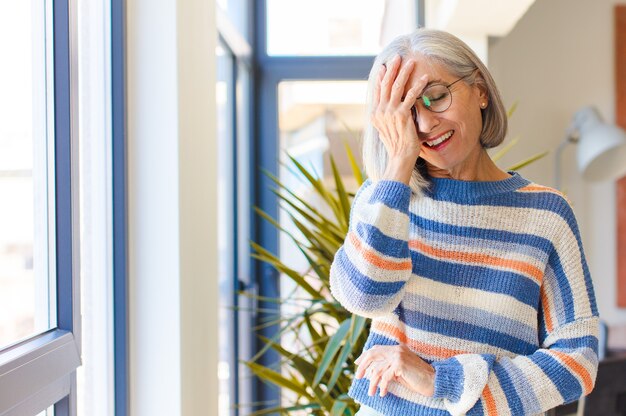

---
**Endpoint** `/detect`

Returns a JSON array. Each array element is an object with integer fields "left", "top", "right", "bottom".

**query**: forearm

[
  {"left": 432, "top": 317, "right": 600, "bottom": 416},
  {"left": 329, "top": 180, "right": 413, "bottom": 317}
]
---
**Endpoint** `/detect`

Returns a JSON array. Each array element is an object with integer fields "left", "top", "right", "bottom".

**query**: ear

[{"left": 473, "top": 73, "right": 489, "bottom": 102}]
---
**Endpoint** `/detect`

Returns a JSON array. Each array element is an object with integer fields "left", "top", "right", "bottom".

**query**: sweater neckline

[{"left": 426, "top": 170, "right": 530, "bottom": 201}]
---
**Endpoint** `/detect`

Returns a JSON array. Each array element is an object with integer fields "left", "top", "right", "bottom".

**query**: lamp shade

[{"left": 573, "top": 106, "right": 626, "bottom": 181}]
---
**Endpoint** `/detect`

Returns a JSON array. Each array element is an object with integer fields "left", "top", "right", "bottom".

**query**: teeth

[{"left": 426, "top": 131, "right": 453, "bottom": 147}]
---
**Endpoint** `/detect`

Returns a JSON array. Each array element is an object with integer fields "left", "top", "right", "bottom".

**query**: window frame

[
  {"left": 0, "top": 0, "right": 82, "bottom": 415},
  {"left": 217, "top": 3, "right": 254, "bottom": 416},
  {"left": 111, "top": 0, "right": 128, "bottom": 414}
]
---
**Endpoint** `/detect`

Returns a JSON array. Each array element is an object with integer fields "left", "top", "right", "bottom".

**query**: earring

[{"left": 480, "top": 102, "right": 487, "bottom": 109}]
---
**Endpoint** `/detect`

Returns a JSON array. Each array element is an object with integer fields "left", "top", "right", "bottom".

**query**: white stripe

[
  {"left": 485, "top": 370, "right": 513, "bottom": 416},
  {"left": 413, "top": 197, "right": 592, "bottom": 320},
  {"left": 353, "top": 187, "right": 410, "bottom": 240},
  {"left": 513, "top": 356, "right": 563, "bottom": 410},
  {"left": 405, "top": 278, "right": 538, "bottom": 326},
  {"left": 343, "top": 239, "right": 411, "bottom": 283}
]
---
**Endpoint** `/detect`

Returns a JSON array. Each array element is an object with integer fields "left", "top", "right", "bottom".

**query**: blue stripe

[
  {"left": 335, "top": 249, "right": 407, "bottom": 296},
  {"left": 394, "top": 305, "right": 538, "bottom": 355},
  {"left": 531, "top": 351, "right": 582, "bottom": 403},
  {"left": 550, "top": 335, "right": 598, "bottom": 352},
  {"left": 404, "top": 293, "right": 537, "bottom": 344},
  {"left": 466, "top": 398, "right": 484, "bottom": 416},
  {"left": 411, "top": 251, "right": 540, "bottom": 308},
  {"left": 547, "top": 249, "right": 576, "bottom": 323},
  {"left": 350, "top": 379, "right": 449, "bottom": 416},
  {"left": 493, "top": 363, "right": 526, "bottom": 415},
  {"left": 432, "top": 357, "right": 465, "bottom": 402},
  {"left": 543, "top": 264, "right": 566, "bottom": 328},
  {"left": 355, "top": 222, "right": 409, "bottom": 259},
  {"left": 432, "top": 188, "right": 580, "bottom": 234},
  {"left": 368, "top": 180, "right": 411, "bottom": 211},
  {"left": 411, "top": 213, "right": 554, "bottom": 254},
  {"left": 500, "top": 357, "right": 542, "bottom": 415}
]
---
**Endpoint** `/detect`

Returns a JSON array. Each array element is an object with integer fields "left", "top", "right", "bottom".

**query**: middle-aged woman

[{"left": 329, "top": 28, "right": 599, "bottom": 416}]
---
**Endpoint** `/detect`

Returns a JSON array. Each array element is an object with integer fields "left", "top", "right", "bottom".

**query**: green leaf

[
  {"left": 330, "top": 155, "right": 351, "bottom": 228},
  {"left": 313, "top": 319, "right": 351, "bottom": 386},
  {"left": 327, "top": 337, "right": 352, "bottom": 392},
  {"left": 244, "top": 361, "right": 313, "bottom": 400},
  {"left": 349, "top": 315, "right": 367, "bottom": 345},
  {"left": 250, "top": 242, "right": 320, "bottom": 298},
  {"left": 247, "top": 403, "right": 322, "bottom": 416},
  {"left": 491, "top": 136, "right": 520, "bottom": 162},
  {"left": 507, "top": 100, "right": 519, "bottom": 119},
  {"left": 343, "top": 139, "right": 364, "bottom": 186},
  {"left": 257, "top": 335, "right": 337, "bottom": 411},
  {"left": 506, "top": 150, "right": 549, "bottom": 171},
  {"left": 331, "top": 399, "right": 349, "bottom": 416}
]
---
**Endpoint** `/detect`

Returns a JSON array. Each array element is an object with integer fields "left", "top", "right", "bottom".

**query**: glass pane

[
  {"left": 217, "top": 0, "right": 250, "bottom": 41},
  {"left": 277, "top": 80, "right": 367, "bottom": 408},
  {"left": 0, "top": 2, "right": 55, "bottom": 349},
  {"left": 36, "top": 405, "right": 54, "bottom": 416},
  {"left": 267, "top": 0, "right": 416, "bottom": 56},
  {"left": 217, "top": 42, "right": 235, "bottom": 416}
]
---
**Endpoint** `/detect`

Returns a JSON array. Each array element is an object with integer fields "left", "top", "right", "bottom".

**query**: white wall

[
  {"left": 127, "top": 0, "right": 218, "bottom": 414},
  {"left": 489, "top": 0, "right": 626, "bottom": 325}
]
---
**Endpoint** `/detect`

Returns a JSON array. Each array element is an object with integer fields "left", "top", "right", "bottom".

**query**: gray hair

[{"left": 362, "top": 28, "right": 508, "bottom": 196}]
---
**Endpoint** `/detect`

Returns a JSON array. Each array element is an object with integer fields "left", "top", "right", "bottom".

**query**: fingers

[
  {"left": 389, "top": 60, "right": 415, "bottom": 104},
  {"left": 402, "top": 73, "right": 429, "bottom": 111},
  {"left": 379, "top": 55, "right": 401, "bottom": 103},
  {"left": 366, "top": 361, "right": 391, "bottom": 397},
  {"left": 372, "top": 64, "right": 386, "bottom": 106},
  {"left": 378, "top": 368, "right": 395, "bottom": 397}
]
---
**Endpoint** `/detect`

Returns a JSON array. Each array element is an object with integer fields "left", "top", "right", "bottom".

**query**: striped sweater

[{"left": 329, "top": 171, "right": 599, "bottom": 416}]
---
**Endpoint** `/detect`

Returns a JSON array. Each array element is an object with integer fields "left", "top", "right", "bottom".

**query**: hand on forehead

[{"left": 401, "top": 55, "right": 448, "bottom": 96}]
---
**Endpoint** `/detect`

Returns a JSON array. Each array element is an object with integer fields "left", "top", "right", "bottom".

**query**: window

[
  {"left": 0, "top": 0, "right": 55, "bottom": 354},
  {"left": 251, "top": 0, "right": 420, "bottom": 410},
  {"left": 217, "top": 2, "right": 253, "bottom": 415},
  {"left": 0, "top": 1, "right": 82, "bottom": 414}
]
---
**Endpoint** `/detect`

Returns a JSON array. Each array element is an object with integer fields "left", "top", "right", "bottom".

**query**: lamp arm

[{"left": 554, "top": 130, "right": 579, "bottom": 190}]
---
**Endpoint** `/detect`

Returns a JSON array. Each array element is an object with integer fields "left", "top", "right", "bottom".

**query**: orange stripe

[
  {"left": 540, "top": 287, "right": 554, "bottom": 333},
  {"left": 408, "top": 239, "right": 543, "bottom": 284},
  {"left": 518, "top": 184, "right": 561, "bottom": 194},
  {"left": 483, "top": 385, "right": 498, "bottom": 416},
  {"left": 348, "top": 232, "right": 412, "bottom": 271},
  {"left": 551, "top": 351, "right": 594, "bottom": 394},
  {"left": 371, "top": 321, "right": 467, "bottom": 359}
]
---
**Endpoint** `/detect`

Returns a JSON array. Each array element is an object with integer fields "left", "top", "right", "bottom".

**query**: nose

[{"left": 413, "top": 105, "right": 440, "bottom": 135}]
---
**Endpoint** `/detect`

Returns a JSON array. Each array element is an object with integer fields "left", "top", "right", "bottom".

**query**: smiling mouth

[{"left": 424, "top": 130, "right": 454, "bottom": 147}]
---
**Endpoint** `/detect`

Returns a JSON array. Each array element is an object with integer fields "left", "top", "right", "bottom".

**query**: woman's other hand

[
  {"left": 371, "top": 55, "right": 428, "bottom": 184},
  {"left": 354, "top": 344, "right": 435, "bottom": 398}
]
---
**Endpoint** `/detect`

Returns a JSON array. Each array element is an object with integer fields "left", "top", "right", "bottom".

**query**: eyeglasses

[{"left": 414, "top": 73, "right": 474, "bottom": 114}]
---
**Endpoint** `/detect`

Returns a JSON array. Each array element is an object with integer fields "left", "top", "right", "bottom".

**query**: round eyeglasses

[{"left": 414, "top": 73, "right": 473, "bottom": 114}]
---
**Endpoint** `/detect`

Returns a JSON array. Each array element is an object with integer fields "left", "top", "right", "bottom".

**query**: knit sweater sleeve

[
  {"left": 329, "top": 179, "right": 413, "bottom": 319},
  {"left": 430, "top": 196, "right": 600, "bottom": 416}
]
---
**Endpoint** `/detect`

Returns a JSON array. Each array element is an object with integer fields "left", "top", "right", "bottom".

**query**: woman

[{"left": 329, "top": 28, "right": 599, "bottom": 416}]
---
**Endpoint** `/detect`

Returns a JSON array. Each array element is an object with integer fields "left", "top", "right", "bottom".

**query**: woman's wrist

[{"left": 382, "top": 156, "right": 418, "bottom": 184}]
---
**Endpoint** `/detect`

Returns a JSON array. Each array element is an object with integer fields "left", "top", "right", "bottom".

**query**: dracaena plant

[{"left": 244, "top": 108, "right": 546, "bottom": 416}]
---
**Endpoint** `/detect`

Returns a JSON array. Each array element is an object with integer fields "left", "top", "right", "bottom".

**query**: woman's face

[{"left": 403, "top": 55, "right": 488, "bottom": 176}]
